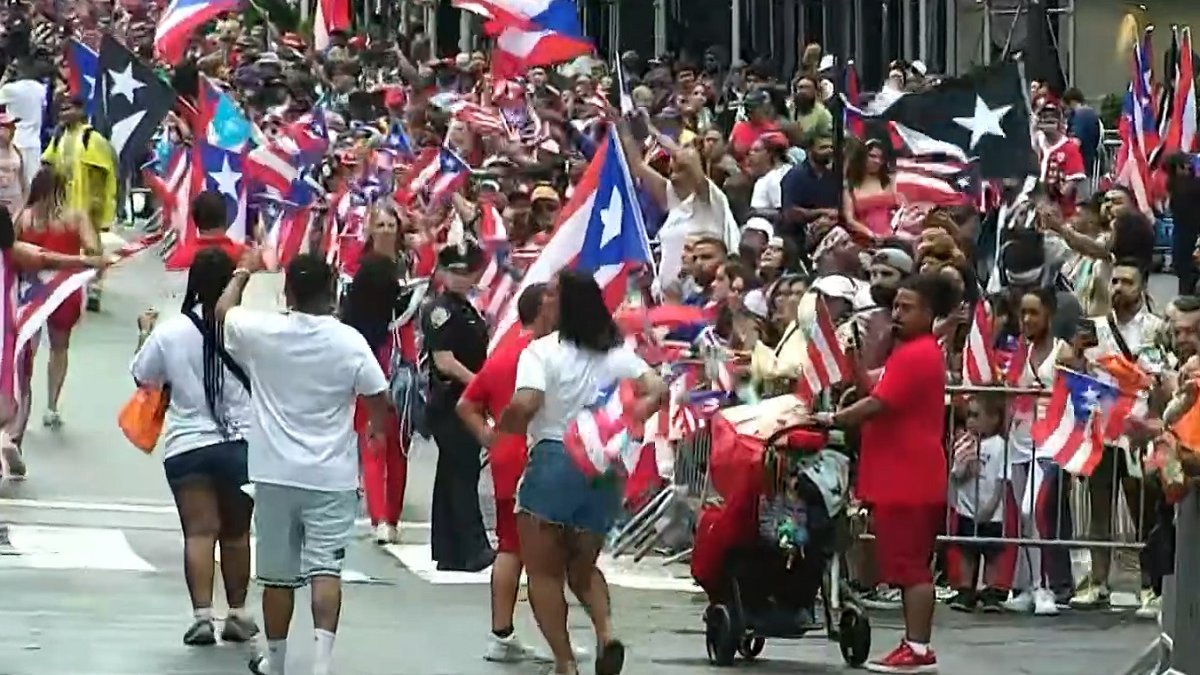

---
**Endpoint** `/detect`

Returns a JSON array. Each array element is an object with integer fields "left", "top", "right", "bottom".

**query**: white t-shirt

[
  {"left": 514, "top": 333, "right": 650, "bottom": 445},
  {"left": 953, "top": 435, "right": 1006, "bottom": 523},
  {"left": 130, "top": 313, "right": 251, "bottom": 460},
  {"left": 750, "top": 164, "right": 789, "bottom": 210},
  {"left": 223, "top": 307, "right": 388, "bottom": 492},
  {"left": 0, "top": 79, "right": 46, "bottom": 149}
]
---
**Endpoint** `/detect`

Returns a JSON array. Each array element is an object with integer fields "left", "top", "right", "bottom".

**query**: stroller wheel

[
  {"left": 838, "top": 608, "right": 871, "bottom": 667},
  {"left": 704, "top": 604, "right": 739, "bottom": 667},
  {"left": 737, "top": 635, "right": 766, "bottom": 660}
]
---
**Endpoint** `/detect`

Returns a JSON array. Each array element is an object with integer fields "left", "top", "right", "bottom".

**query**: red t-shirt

[
  {"left": 729, "top": 119, "right": 780, "bottom": 159},
  {"left": 165, "top": 232, "right": 248, "bottom": 271},
  {"left": 1040, "top": 136, "right": 1087, "bottom": 218},
  {"left": 460, "top": 331, "right": 535, "bottom": 501},
  {"left": 857, "top": 333, "right": 948, "bottom": 506}
]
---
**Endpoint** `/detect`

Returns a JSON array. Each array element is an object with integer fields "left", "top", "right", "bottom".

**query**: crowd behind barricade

[{"left": 1, "top": 2, "right": 1200, "bottom": 674}]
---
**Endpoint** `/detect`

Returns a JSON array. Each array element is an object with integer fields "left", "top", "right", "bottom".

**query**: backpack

[{"left": 387, "top": 279, "right": 432, "bottom": 440}]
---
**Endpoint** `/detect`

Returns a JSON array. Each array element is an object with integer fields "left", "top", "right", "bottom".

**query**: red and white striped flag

[
  {"left": 962, "top": 300, "right": 998, "bottom": 385},
  {"left": 563, "top": 380, "right": 642, "bottom": 479},
  {"left": 794, "top": 298, "right": 850, "bottom": 404}
]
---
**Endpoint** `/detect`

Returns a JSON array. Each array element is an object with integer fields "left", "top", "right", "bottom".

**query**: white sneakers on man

[
  {"left": 373, "top": 523, "right": 398, "bottom": 545},
  {"left": 485, "top": 632, "right": 535, "bottom": 662}
]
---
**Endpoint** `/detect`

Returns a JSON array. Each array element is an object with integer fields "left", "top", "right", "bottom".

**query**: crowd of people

[{"left": 0, "top": 2, "right": 1196, "bottom": 675}]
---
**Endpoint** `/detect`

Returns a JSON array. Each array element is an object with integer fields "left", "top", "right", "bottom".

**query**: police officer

[{"left": 422, "top": 239, "right": 494, "bottom": 572}]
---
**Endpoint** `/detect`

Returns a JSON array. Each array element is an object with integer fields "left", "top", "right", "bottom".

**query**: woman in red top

[
  {"left": 0, "top": 200, "right": 108, "bottom": 476},
  {"left": 14, "top": 167, "right": 100, "bottom": 432}
]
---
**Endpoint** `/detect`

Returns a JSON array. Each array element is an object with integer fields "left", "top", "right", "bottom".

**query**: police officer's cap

[{"left": 437, "top": 239, "right": 484, "bottom": 273}]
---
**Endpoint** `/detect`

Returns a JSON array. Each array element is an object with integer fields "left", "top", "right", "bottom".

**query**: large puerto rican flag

[
  {"left": 488, "top": 126, "right": 652, "bottom": 353},
  {"left": 453, "top": 0, "right": 593, "bottom": 77},
  {"left": 155, "top": 0, "right": 243, "bottom": 65}
]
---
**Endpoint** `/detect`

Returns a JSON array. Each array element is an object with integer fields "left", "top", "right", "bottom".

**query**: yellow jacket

[{"left": 41, "top": 125, "right": 118, "bottom": 232}]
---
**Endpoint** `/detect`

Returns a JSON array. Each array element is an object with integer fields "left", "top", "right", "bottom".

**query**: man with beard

[
  {"left": 789, "top": 74, "right": 832, "bottom": 149},
  {"left": 844, "top": 245, "right": 915, "bottom": 380},
  {"left": 1072, "top": 260, "right": 1169, "bottom": 618},
  {"left": 812, "top": 272, "right": 957, "bottom": 673},
  {"left": 780, "top": 135, "right": 839, "bottom": 267}
]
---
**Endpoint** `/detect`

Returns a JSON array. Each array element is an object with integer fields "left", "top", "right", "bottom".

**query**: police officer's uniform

[{"left": 421, "top": 241, "right": 494, "bottom": 572}]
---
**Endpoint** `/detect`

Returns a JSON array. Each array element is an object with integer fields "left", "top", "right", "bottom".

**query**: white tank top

[{"left": 1006, "top": 338, "right": 1065, "bottom": 464}]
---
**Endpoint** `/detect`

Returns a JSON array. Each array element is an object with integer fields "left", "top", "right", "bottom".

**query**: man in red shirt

[
  {"left": 165, "top": 191, "right": 249, "bottom": 271},
  {"left": 457, "top": 283, "right": 556, "bottom": 662},
  {"left": 813, "top": 272, "right": 956, "bottom": 674}
]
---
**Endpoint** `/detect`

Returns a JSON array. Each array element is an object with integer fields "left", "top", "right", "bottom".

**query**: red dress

[{"left": 20, "top": 225, "right": 84, "bottom": 332}]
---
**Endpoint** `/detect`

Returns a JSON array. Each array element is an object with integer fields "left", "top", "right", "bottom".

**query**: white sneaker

[
  {"left": 1002, "top": 590, "right": 1034, "bottom": 613},
  {"left": 1135, "top": 590, "right": 1161, "bottom": 620},
  {"left": 1069, "top": 582, "right": 1111, "bottom": 608},
  {"left": 1033, "top": 588, "right": 1059, "bottom": 616},
  {"left": 373, "top": 523, "right": 397, "bottom": 545},
  {"left": 484, "top": 632, "right": 532, "bottom": 663}
]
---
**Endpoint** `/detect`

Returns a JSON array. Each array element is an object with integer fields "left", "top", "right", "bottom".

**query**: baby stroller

[{"left": 692, "top": 418, "right": 870, "bottom": 667}]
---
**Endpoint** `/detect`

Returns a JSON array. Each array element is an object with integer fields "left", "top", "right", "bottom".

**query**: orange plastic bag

[{"left": 119, "top": 387, "right": 169, "bottom": 453}]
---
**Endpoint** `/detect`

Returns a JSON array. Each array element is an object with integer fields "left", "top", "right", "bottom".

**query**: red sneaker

[{"left": 865, "top": 642, "right": 938, "bottom": 673}]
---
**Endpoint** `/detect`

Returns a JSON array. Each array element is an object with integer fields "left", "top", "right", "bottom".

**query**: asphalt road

[{"left": 0, "top": 243, "right": 1167, "bottom": 674}]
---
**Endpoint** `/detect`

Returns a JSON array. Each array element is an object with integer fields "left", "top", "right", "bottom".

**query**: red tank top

[{"left": 20, "top": 223, "right": 83, "bottom": 255}]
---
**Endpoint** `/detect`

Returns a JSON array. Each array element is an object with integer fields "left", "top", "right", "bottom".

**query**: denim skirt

[{"left": 516, "top": 439, "right": 622, "bottom": 535}]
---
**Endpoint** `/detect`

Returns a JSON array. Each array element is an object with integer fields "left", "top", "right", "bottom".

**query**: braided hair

[{"left": 181, "top": 247, "right": 237, "bottom": 435}]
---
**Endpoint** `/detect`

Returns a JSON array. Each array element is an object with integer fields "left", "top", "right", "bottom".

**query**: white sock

[
  {"left": 313, "top": 629, "right": 336, "bottom": 675},
  {"left": 267, "top": 639, "right": 288, "bottom": 675},
  {"left": 906, "top": 640, "right": 929, "bottom": 656},
  {"left": 227, "top": 606, "right": 248, "bottom": 621},
  {"left": 193, "top": 607, "right": 212, "bottom": 622}
]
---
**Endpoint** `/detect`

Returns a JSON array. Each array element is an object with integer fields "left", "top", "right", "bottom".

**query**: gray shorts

[{"left": 253, "top": 483, "right": 358, "bottom": 588}]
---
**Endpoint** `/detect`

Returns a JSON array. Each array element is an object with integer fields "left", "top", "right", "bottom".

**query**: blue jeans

[{"left": 517, "top": 440, "right": 622, "bottom": 535}]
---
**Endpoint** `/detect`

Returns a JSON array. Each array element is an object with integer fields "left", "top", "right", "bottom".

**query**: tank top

[
  {"left": 19, "top": 217, "right": 83, "bottom": 256},
  {"left": 1007, "top": 337, "right": 1065, "bottom": 464}
]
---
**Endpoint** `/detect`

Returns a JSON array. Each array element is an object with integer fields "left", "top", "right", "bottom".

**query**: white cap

[
  {"left": 743, "top": 217, "right": 774, "bottom": 239},
  {"left": 910, "top": 60, "right": 928, "bottom": 77},
  {"left": 818, "top": 54, "right": 836, "bottom": 72}
]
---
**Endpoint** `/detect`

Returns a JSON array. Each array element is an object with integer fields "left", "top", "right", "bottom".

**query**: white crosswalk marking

[
  {"left": 382, "top": 542, "right": 701, "bottom": 593},
  {"left": 0, "top": 526, "right": 154, "bottom": 572}
]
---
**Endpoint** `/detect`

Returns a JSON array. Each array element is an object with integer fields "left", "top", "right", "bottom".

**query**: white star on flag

[
  {"left": 108, "top": 64, "right": 144, "bottom": 104},
  {"left": 209, "top": 157, "right": 241, "bottom": 198},
  {"left": 952, "top": 95, "right": 1012, "bottom": 150},
  {"left": 598, "top": 187, "right": 623, "bottom": 248}
]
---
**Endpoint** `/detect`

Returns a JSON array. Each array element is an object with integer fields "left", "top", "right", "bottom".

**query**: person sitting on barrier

[
  {"left": 947, "top": 393, "right": 1013, "bottom": 614},
  {"left": 810, "top": 271, "right": 957, "bottom": 674},
  {"left": 1002, "top": 287, "right": 1075, "bottom": 616},
  {"left": 1072, "top": 260, "right": 1170, "bottom": 619}
]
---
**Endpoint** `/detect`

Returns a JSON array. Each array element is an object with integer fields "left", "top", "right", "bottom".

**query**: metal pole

[
  {"left": 655, "top": 0, "right": 667, "bottom": 56},
  {"left": 917, "top": 0, "right": 929, "bottom": 63},
  {"left": 982, "top": 0, "right": 992, "bottom": 65},
  {"left": 1065, "top": 0, "right": 1075, "bottom": 85},
  {"left": 827, "top": 0, "right": 845, "bottom": 227},
  {"left": 729, "top": 0, "right": 740, "bottom": 64},
  {"left": 459, "top": 10, "right": 471, "bottom": 53},
  {"left": 299, "top": 0, "right": 309, "bottom": 25},
  {"left": 1170, "top": 487, "right": 1200, "bottom": 673},
  {"left": 902, "top": 0, "right": 913, "bottom": 61}
]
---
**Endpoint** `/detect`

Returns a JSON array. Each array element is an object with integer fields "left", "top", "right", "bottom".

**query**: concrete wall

[{"left": 952, "top": 0, "right": 1200, "bottom": 99}]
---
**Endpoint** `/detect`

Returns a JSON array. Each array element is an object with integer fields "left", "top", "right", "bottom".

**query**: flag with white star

[
  {"left": 93, "top": 35, "right": 175, "bottom": 173},
  {"left": 192, "top": 77, "right": 249, "bottom": 242},
  {"left": 878, "top": 61, "right": 1034, "bottom": 179}
]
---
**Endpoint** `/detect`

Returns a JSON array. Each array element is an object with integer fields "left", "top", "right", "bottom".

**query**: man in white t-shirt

[
  {"left": 217, "top": 253, "right": 390, "bottom": 675},
  {"left": 0, "top": 62, "right": 46, "bottom": 188}
]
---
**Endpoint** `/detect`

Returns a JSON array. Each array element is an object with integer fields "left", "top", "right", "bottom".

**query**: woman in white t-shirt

[
  {"left": 746, "top": 132, "right": 792, "bottom": 224},
  {"left": 500, "top": 270, "right": 666, "bottom": 675},
  {"left": 131, "top": 248, "right": 259, "bottom": 646}
]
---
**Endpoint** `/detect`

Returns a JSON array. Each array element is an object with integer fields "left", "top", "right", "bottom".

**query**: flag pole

[{"left": 826, "top": 0, "right": 846, "bottom": 241}]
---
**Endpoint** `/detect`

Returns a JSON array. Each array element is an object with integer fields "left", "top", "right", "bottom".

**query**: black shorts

[
  {"left": 954, "top": 516, "right": 1003, "bottom": 557},
  {"left": 164, "top": 440, "right": 249, "bottom": 492}
]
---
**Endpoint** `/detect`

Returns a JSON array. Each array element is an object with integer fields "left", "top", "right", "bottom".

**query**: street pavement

[{"left": 0, "top": 244, "right": 1170, "bottom": 674}]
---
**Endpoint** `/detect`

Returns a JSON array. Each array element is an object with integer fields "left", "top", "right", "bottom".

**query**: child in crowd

[{"left": 947, "top": 393, "right": 1008, "bottom": 612}]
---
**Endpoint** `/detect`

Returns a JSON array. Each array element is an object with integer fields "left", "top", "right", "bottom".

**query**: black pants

[
  {"left": 428, "top": 411, "right": 492, "bottom": 570},
  {"left": 1173, "top": 221, "right": 1199, "bottom": 295}
]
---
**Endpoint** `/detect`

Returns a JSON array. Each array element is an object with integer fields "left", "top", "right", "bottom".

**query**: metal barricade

[
  {"left": 928, "top": 383, "right": 1157, "bottom": 607},
  {"left": 609, "top": 427, "right": 713, "bottom": 563}
]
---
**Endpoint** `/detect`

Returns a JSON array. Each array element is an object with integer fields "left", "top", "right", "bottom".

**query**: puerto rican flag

[
  {"left": 894, "top": 158, "right": 982, "bottom": 207},
  {"left": 406, "top": 147, "right": 470, "bottom": 207},
  {"left": 962, "top": 299, "right": 998, "bottom": 385},
  {"left": 313, "top": 0, "right": 351, "bottom": 51},
  {"left": 65, "top": 39, "right": 99, "bottom": 119},
  {"left": 794, "top": 297, "right": 850, "bottom": 404},
  {"left": 1031, "top": 368, "right": 1119, "bottom": 476},
  {"left": 454, "top": 0, "right": 592, "bottom": 78},
  {"left": 488, "top": 125, "right": 652, "bottom": 353},
  {"left": 564, "top": 380, "right": 645, "bottom": 479},
  {"left": 154, "top": 0, "right": 242, "bottom": 65},
  {"left": 1115, "top": 26, "right": 1158, "bottom": 215}
]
